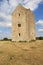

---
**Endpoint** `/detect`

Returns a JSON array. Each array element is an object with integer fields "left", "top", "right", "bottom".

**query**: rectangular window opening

[
  {"left": 19, "top": 33, "right": 20, "bottom": 36},
  {"left": 18, "top": 24, "right": 21, "bottom": 27}
]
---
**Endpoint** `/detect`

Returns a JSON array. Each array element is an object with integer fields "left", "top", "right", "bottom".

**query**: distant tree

[
  {"left": 36, "top": 37, "right": 43, "bottom": 40},
  {"left": 3, "top": 38, "right": 9, "bottom": 41},
  {"left": 2, "top": 38, "right": 12, "bottom": 41},
  {"left": 39, "top": 37, "right": 43, "bottom": 40}
]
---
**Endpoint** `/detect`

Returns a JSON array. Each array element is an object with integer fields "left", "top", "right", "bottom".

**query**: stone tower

[{"left": 12, "top": 4, "right": 36, "bottom": 41}]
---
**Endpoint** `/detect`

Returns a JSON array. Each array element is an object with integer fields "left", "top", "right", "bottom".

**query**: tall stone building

[{"left": 12, "top": 4, "right": 36, "bottom": 41}]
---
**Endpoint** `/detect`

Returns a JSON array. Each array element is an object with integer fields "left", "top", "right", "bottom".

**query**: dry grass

[{"left": 0, "top": 40, "right": 43, "bottom": 65}]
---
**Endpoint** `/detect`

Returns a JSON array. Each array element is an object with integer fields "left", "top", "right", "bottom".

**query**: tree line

[{"left": 0, "top": 37, "right": 43, "bottom": 41}]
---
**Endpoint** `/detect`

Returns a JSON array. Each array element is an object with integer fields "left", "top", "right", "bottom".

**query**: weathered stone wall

[
  {"left": 27, "top": 10, "right": 36, "bottom": 41},
  {"left": 12, "top": 4, "right": 36, "bottom": 41}
]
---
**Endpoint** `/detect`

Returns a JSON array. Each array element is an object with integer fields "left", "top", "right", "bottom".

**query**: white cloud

[
  {"left": 0, "top": 0, "right": 9, "bottom": 13},
  {"left": 0, "top": 12, "right": 12, "bottom": 28},
  {"left": 9, "top": 0, "right": 43, "bottom": 11},
  {"left": 0, "top": 0, "right": 43, "bottom": 14},
  {"left": 38, "top": 29, "right": 43, "bottom": 32},
  {"left": 23, "top": 0, "right": 43, "bottom": 11},
  {"left": 10, "top": 0, "right": 18, "bottom": 7},
  {"left": 36, "top": 20, "right": 43, "bottom": 25},
  {"left": 36, "top": 28, "right": 43, "bottom": 37},
  {"left": 0, "top": 0, "right": 18, "bottom": 14},
  {"left": 36, "top": 20, "right": 43, "bottom": 36},
  {"left": 0, "top": 22, "right": 11, "bottom": 27},
  {"left": 0, "top": 12, "right": 12, "bottom": 21},
  {"left": 0, "top": 31, "right": 2, "bottom": 33}
]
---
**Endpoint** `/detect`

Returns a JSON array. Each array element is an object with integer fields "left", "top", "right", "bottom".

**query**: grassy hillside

[{"left": 0, "top": 40, "right": 43, "bottom": 65}]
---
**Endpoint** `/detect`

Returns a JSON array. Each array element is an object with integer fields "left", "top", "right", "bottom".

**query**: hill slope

[{"left": 0, "top": 40, "right": 43, "bottom": 65}]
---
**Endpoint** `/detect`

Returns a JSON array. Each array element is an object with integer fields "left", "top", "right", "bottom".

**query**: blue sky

[{"left": 0, "top": 0, "right": 43, "bottom": 39}]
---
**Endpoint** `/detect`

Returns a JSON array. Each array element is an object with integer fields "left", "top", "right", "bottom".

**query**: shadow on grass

[
  {"left": 0, "top": 51, "right": 3, "bottom": 54},
  {"left": 30, "top": 46, "right": 37, "bottom": 49},
  {"left": 29, "top": 40, "right": 36, "bottom": 43}
]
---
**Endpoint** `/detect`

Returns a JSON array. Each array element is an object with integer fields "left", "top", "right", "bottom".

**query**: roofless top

[
  {"left": 12, "top": 4, "right": 31, "bottom": 15},
  {"left": 16, "top": 4, "right": 30, "bottom": 10}
]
